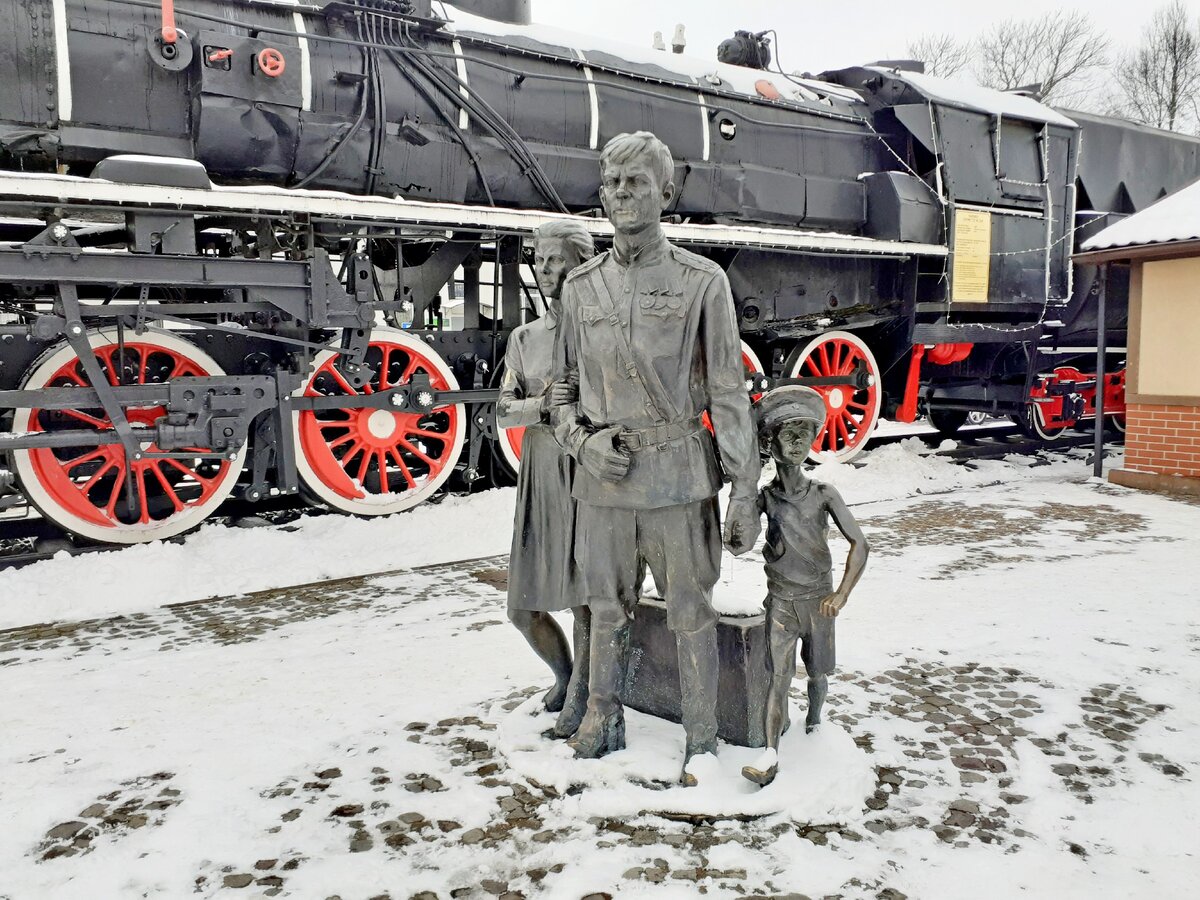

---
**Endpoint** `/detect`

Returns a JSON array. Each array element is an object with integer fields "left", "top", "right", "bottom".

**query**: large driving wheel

[
  {"left": 10, "top": 329, "right": 245, "bottom": 544},
  {"left": 292, "top": 329, "right": 465, "bottom": 514},
  {"left": 785, "top": 331, "right": 881, "bottom": 463},
  {"left": 494, "top": 356, "right": 526, "bottom": 478},
  {"left": 1012, "top": 404, "right": 1067, "bottom": 441},
  {"left": 928, "top": 408, "right": 969, "bottom": 437}
]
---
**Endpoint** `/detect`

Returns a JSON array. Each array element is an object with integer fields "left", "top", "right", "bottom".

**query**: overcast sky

[{"left": 528, "top": 1, "right": 1200, "bottom": 76}]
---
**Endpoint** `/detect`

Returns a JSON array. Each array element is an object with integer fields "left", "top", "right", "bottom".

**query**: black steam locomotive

[{"left": 1, "top": 0, "right": 1198, "bottom": 543}]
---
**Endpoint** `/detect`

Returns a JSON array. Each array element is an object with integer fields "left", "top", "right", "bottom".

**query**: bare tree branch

[
  {"left": 906, "top": 33, "right": 973, "bottom": 78},
  {"left": 1113, "top": 0, "right": 1200, "bottom": 132},
  {"left": 975, "top": 10, "right": 1109, "bottom": 106}
]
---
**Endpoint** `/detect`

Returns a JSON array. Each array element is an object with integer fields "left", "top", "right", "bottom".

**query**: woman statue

[{"left": 498, "top": 219, "right": 595, "bottom": 738}]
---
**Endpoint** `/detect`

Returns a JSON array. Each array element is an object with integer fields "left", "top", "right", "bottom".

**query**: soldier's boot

[
  {"left": 567, "top": 619, "right": 628, "bottom": 759},
  {"left": 676, "top": 622, "right": 719, "bottom": 786}
]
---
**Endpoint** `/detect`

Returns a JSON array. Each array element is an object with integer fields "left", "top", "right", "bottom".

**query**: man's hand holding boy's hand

[
  {"left": 723, "top": 496, "right": 761, "bottom": 555},
  {"left": 820, "top": 591, "right": 848, "bottom": 618}
]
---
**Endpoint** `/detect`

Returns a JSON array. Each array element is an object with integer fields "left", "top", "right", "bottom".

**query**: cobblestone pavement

[{"left": 3, "top": 481, "right": 1197, "bottom": 899}]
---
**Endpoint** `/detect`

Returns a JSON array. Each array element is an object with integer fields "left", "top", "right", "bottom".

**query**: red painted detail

[
  {"left": 208, "top": 49, "right": 234, "bottom": 63},
  {"left": 896, "top": 343, "right": 925, "bottom": 424},
  {"left": 297, "top": 340, "right": 461, "bottom": 501},
  {"left": 793, "top": 334, "right": 880, "bottom": 457},
  {"left": 160, "top": 0, "right": 178, "bottom": 44},
  {"left": 755, "top": 79, "right": 782, "bottom": 101},
  {"left": 257, "top": 48, "right": 286, "bottom": 78},
  {"left": 925, "top": 342, "right": 973, "bottom": 365},
  {"left": 27, "top": 342, "right": 231, "bottom": 529},
  {"left": 505, "top": 425, "right": 526, "bottom": 463},
  {"left": 1028, "top": 365, "right": 1127, "bottom": 431},
  {"left": 702, "top": 348, "right": 765, "bottom": 435}
]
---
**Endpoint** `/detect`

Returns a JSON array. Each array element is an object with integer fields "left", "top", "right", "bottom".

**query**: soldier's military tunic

[
  {"left": 555, "top": 234, "right": 760, "bottom": 747},
  {"left": 557, "top": 235, "right": 760, "bottom": 616},
  {"left": 497, "top": 309, "right": 578, "bottom": 612}
]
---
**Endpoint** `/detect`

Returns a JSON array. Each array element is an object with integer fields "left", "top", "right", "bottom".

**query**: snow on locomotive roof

[
  {"left": 0, "top": 169, "right": 946, "bottom": 259},
  {"left": 1081, "top": 177, "right": 1200, "bottom": 253},
  {"left": 868, "top": 68, "right": 1077, "bottom": 129},
  {"left": 435, "top": 2, "right": 863, "bottom": 108}
]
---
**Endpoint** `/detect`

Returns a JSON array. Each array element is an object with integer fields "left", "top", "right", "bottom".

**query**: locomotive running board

[{"left": 0, "top": 170, "right": 947, "bottom": 260}]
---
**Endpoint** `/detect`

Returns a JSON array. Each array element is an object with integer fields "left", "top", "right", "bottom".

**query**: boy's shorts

[{"left": 765, "top": 588, "right": 835, "bottom": 677}]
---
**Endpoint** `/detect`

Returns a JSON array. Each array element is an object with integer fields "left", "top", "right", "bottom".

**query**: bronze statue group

[{"left": 498, "top": 131, "right": 869, "bottom": 790}]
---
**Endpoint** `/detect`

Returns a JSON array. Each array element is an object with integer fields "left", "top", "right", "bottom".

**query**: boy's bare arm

[{"left": 820, "top": 485, "right": 870, "bottom": 617}]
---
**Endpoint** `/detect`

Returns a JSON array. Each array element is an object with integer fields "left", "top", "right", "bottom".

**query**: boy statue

[{"left": 742, "top": 386, "right": 869, "bottom": 788}]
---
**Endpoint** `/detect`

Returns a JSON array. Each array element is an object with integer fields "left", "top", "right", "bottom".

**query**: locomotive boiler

[{"left": 1, "top": 0, "right": 1199, "bottom": 544}]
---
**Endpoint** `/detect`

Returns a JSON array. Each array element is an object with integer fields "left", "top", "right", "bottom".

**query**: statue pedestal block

[{"left": 622, "top": 597, "right": 769, "bottom": 748}]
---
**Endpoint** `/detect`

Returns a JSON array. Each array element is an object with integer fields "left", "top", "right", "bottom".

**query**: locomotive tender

[{"left": 1, "top": 0, "right": 1199, "bottom": 544}]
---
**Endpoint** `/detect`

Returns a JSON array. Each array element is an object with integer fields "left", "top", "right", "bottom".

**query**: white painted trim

[
  {"left": 0, "top": 168, "right": 949, "bottom": 258},
  {"left": 1039, "top": 346, "right": 1128, "bottom": 355},
  {"left": 292, "top": 12, "right": 313, "bottom": 112},
  {"left": 572, "top": 49, "right": 599, "bottom": 151},
  {"left": 697, "top": 92, "right": 710, "bottom": 162},
  {"left": 582, "top": 65, "right": 600, "bottom": 151},
  {"left": 51, "top": 0, "right": 72, "bottom": 122},
  {"left": 451, "top": 39, "right": 470, "bottom": 130}
]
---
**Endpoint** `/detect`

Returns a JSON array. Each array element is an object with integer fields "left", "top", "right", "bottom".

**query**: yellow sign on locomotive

[{"left": 952, "top": 209, "right": 992, "bottom": 303}]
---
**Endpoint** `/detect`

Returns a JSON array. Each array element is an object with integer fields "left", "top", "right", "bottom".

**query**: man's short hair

[
  {"left": 533, "top": 219, "right": 596, "bottom": 263},
  {"left": 599, "top": 131, "right": 674, "bottom": 188}
]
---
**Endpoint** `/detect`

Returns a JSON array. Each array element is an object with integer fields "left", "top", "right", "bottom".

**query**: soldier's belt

[{"left": 617, "top": 415, "right": 705, "bottom": 451}]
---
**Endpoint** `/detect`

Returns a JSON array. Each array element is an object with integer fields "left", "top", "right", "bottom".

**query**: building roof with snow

[{"left": 1079, "top": 176, "right": 1200, "bottom": 260}]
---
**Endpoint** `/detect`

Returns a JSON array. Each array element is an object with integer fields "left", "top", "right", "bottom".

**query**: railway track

[
  {"left": 0, "top": 495, "right": 334, "bottom": 572},
  {"left": 871, "top": 422, "right": 1122, "bottom": 463},
  {"left": 0, "top": 426, "right": 1121, "bottom": 572}
]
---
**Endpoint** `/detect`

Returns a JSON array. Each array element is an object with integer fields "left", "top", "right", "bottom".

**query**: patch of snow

[
  {"left": 1080, "top": 175, "right": 1200, "bottom": 251},
  {"left": 0, "top": 447, "right": 1197, "bottom": 897},
  {"left": 868, "top": 67, "right": 1077, "bottom": 128},
  {"left": 0, "top": 488, "right": 516, "bottom": 631},
  {"left": 495, "top": 697, "right": 874, "bottom": 820},
  {"left": 0, "top": 441, "right": 1101, "bottom": 631},
  {"left": 438, "top": 2, "right": 862, "bottom": 107}
]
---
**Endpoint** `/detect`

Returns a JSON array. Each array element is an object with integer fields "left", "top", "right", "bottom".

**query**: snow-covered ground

[{"left": 2, "top": 442, "right": 1197, "bottom": 899}]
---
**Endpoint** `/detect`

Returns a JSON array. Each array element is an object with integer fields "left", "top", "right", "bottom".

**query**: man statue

[{"left": 555, "top": 131, "right": 762, "bottom": 786}]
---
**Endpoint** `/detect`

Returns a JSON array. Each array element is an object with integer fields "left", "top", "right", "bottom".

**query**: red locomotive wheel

[
  {"left": 785, "top": 331, "right": 881, "bottom": 463},
  {"left": 292, "top": 329, "right": 465, "bottom": 515},
  {"left": 10, "top": 329, "right": 245, "bottom": 544},
  {"left": 1013, "top": 404, "right": 1067, "bottom": 441},
  {"left": 740, "top": 341, "right": 766, "bottom": 403},
  {"left": 701, "top": 341, "right": 767, "bottom": 438},
  {"left": 497, "top": 420, "right": 526, "bottom": 474}
]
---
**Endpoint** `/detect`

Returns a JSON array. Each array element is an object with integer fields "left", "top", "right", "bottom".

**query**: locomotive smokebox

[{"left": 449, "top": 0, "right": 532, "bottom": 24}]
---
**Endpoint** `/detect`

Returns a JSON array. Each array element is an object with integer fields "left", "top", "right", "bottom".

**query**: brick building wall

[{"left": 1124, "top": 403, "right": 1200, "bottom": 478}]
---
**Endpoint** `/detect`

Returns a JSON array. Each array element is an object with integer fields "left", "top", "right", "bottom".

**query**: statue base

[
  {"left": 622, "top": 597, "right": 769, "bottom": 748},
  {"left": 494, "top": 695, "right": 874, "bottom": 820}
]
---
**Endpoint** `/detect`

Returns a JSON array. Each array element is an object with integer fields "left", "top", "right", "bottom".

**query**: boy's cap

[{"left": 754, "top": 385, "right": 828, "bottom": 436}]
